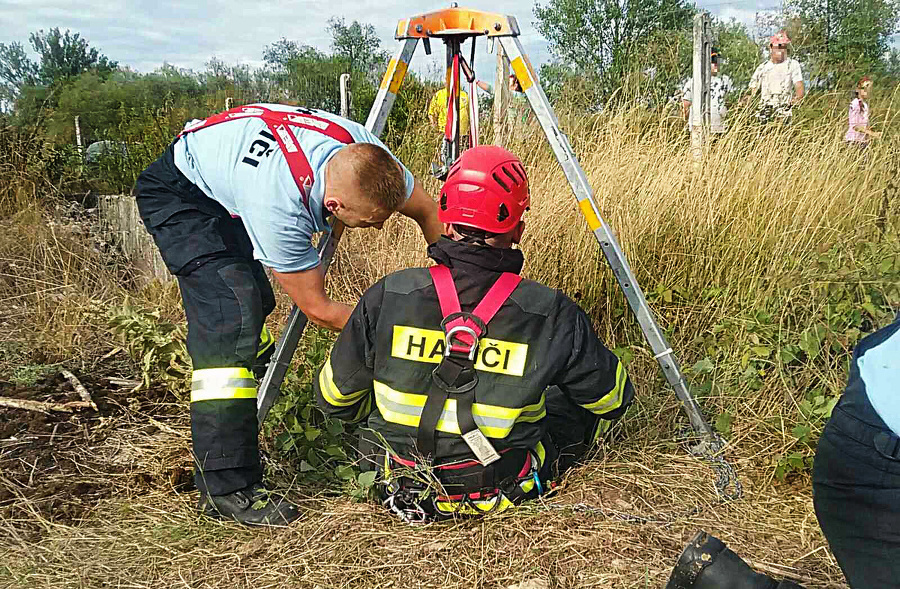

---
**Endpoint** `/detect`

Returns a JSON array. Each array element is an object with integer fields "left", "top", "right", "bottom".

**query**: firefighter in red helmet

[{"left": 314, "top": 145, "right": 634, "bottom": 521}]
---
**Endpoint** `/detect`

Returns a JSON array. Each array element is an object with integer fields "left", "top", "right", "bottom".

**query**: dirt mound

[{"left": 0, "top": 372, "right": 192, "bottom": 533}]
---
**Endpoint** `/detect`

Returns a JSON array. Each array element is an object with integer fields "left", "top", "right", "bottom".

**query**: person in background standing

[
  {"left": 744, "top": 31, "right": 805, "bottom": 125},
  {"left": 682, "top": 48, "right": 734, "bottom": 135},
  {"left": 845, "top": 76, "right": 881, "bottom": 150}
]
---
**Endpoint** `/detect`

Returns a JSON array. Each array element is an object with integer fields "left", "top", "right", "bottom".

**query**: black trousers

[
  {"left": 134, "top": 143, "right": 276, "bottom": 496},
  {"left": 812, "top": 316, "right": 900, "bottom": 589}
]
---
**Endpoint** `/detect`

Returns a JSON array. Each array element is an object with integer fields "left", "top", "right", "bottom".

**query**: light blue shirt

[
  {"left": 859, "top": 327, "right": 900, "bottom": 436},
  {"left": 173, "top": 104, "right": 415, "bottom": 272}
]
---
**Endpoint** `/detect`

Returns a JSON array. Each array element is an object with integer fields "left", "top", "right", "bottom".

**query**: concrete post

[
  {"left": 691, "top": 13, "right": 712, "bottom": 162},
  {"left": 492, "top": 45, "right": 510, "bottom": 147}
]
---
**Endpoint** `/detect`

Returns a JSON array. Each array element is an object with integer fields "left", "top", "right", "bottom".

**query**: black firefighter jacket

[{"left": 314, "top": 237, "right": 634, "bottom": 471}]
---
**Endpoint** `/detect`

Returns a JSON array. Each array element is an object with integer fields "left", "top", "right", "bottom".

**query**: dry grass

[
  {"left": 2, "top": 93, "right": 899, "bottom": 587},
  {"left": 0, "top": 421, "right": 846, "bottom": 588}
]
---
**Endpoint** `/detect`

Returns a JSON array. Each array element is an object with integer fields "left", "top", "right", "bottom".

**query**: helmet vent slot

[
  {"left": 440, "top": 194, "right": 448, "bottom": 210},
  {"left": 497, "top": 203, "right": 509, "bottom": 223},
  {"left": 502, "top": 166, "right": 519, "bottom": 186},
  {"left": 512, "top": 162, "right": 527, "bottom": 183},
  {"left": 491, "top": 172, "right": 511, "bottom": 192}
]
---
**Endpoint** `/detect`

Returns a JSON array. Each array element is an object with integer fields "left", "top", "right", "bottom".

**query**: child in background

[{"left": 845, "top": 77, "right": 881, "bottom": 149}]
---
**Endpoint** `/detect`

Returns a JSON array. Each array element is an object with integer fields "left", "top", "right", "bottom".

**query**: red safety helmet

[{"left": 439, "top": 145, "right": 530, "bottom": 235}]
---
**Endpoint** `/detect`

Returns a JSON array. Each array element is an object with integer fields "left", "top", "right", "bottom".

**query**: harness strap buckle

[{"left": 444, "top": 325, "right": 479, "bottom": 361}]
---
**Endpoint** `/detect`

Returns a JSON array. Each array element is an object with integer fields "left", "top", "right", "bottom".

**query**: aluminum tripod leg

[
  {"left": 366, "top": 38, "right": 418, "bottom": 137},
  {"left": 498, "top": 36, "right": 714, "bottom": 440},
  {"left": 257, "top": 38, "right": 418, "bottom": 425}
]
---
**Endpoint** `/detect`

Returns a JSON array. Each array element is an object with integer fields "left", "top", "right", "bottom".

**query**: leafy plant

[
  {"left": 262, "top": 327, "right": 364, "bottom": 490},
  {"left": 107, "top": 300, "right": 190, "bottom": 396}
]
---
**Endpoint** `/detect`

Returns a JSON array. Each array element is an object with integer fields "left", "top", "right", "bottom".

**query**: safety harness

[
  {"left": 380, "top": 264, "right": 550, "bottom": 522},
  {"left": 179, "top": 105, "right": 354, "bottom": 214}
]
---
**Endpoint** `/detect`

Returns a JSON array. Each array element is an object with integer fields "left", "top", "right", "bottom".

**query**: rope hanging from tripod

[
  {"left": 468, "top": 37, "right": 479, "bottom": 147},
  {"left": 444, "top": 53, "right": 460, "bottom": 144}
]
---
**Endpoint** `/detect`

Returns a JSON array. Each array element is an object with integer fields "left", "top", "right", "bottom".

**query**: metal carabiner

[{"left": 444, "top": 325, "right": 479, "bottom": 361}]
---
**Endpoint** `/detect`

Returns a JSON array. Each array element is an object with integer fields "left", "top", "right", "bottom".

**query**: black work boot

[
  {"left": 666, "top": 531, "right": 805, "bottom": 589},
  {"left": 198, "top": 483, "right": 301, "bottom": 527}
]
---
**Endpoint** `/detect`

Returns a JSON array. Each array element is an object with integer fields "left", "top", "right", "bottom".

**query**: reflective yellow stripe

[
  {"left": 510, "top": 56, "right": 534, "bottom": 91},
  {"left": 257, "top": 325, "right": 274, "bottom": 357},
  {"left": 318, "top": 358, "right": 369, "bottom": 407},
  {"left": 435, "top": 495, "right": 514, "bottom": 514},
  {"left": 581, "top": 361, "right": 627, "bottom": 415},
  {"left": 190, "top": 367, "right": 257, "bottom": 402},
  {"left": 391, "top": 325, "right": 528, "bottom": 377},
  {"left": 578, "top": 199, "right": 601, "bottom": 231},
  {"left": 373, "top": 381, "right": 545, "bottom": 439},
  {"left": 592, "top": 418, "right": 613, "bottom": 444},
  {"left": 351, "top": 395, "right": 373, "bottom": 422}
]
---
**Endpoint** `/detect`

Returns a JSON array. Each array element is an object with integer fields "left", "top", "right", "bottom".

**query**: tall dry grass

[{"left": 341, "top": 93, "right": 897, "bottom": 344}]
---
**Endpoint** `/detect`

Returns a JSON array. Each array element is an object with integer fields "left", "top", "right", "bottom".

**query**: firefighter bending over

[
  {"left": 315, "top": 146, "right": 634, "bottom": 521},
  {"left": 135, "top": 104, "right": 441, "bottom": 527}
]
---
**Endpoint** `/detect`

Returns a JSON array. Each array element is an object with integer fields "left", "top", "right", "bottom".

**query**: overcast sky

[{"left": 0, "top": 0, "right": 770, "bottom": 82}]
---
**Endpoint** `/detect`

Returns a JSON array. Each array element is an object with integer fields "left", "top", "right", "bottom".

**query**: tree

[
  {"left": 785, "top": 0, "right": 900, "bottom": 82},
  {"left": 28, "top": 28, "right": 118, "bottom": 85},
  {"left": 534, "top": 0, "right": 696, "bottom": 99},
  {"left": 712, "top": 19, "right": 761, "bottom": 90},
  {"left": 326, "top": 17, "right": 388, "bottom": 79},
  {"left": 0, "top": 42, "right": 38, "bottom": 108}
]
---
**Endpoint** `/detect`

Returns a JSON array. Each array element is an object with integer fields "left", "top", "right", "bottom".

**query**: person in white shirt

[
  {"left": 744, "top": 31, "right": 805, "bottom": 124},
  {"left": 682, "top": 48, "right": 734, "bottom": 134}
]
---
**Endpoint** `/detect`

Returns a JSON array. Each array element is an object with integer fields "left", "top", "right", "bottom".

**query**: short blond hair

[{"left": 337, "top": 143, "right": 407, "bottom": 211}]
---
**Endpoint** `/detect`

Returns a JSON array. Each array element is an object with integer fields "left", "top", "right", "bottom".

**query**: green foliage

[
  {"left": 10, "top": 363, "right": 61, "bottom": 386},
  {"left": 262, "top": 327, "right": 365, "bottom": 492},
  {"left": 687, "top": 235, "right": 900, "bottom": 479},
  {"left": 0, "top": 41, "right": 38, "bottom": 109},
  {"left": 785, "top": 0, "right": 900, "bottom": 82},
  {"left": 534, "top": 0, "right": 696, "bottom": 100},
  {"left": 28, "top": 28, "right": 118, "bottom": 85},
  {"left": 107, "top": 301, "right": 190, "bottom": 397},
  {"left": 326, "top": 17, "right": 388, "bottom": 80},
  {"left": 713, "top": 19, "right": 763, "bottom": 91}
]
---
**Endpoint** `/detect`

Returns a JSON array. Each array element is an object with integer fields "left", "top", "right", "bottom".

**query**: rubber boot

[
  {"left": 666, "top": 531, "right": 805, "bottom": 589},
  {"left": 198, "top": 482, "right": 301, "bottom": 527}
]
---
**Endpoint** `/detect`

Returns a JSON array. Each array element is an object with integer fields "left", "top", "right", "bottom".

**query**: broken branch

[
  {"left": 60, "top": 369, "right": 98, "bottom": 411},
  {"left": 0, "top": 397, "right": 95, "bottom": 414}
]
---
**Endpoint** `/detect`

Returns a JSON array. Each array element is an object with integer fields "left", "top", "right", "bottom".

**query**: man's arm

[
  {"left": 682, "top": 99, "right": 691, "bottom": 120},
  {"left": 315, "top": 282, "right": 382, "bottom": 423},
  {"left": 272, "top": 266, "right": 353, "bottom": 331},
  {"left": 791, "top": 80, "right": 805, "bottom": 105},
  {"left": 742, "top": 66, "right": 763, "bottom": 104},
  {"left": 398, "top": 178, "right": 442, "bottom": 244},
  {"left": 553, "top": 301, "right": 634, "bottom": 422}
]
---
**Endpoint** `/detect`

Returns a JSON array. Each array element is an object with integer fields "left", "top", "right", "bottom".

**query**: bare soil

[{"left": 0, "top": 371, "right": 191, "bottom": 535}]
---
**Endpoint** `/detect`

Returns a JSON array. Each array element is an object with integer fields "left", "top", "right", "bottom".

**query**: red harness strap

[
  {"left": 444, "top": 55, "right": 461, "bottom": 143},
  {"left": 179, "top": 105, "right": 354, "bottom": 212},
  {"left": 429, "top": 264, "right": 522, "bottom": 355}
]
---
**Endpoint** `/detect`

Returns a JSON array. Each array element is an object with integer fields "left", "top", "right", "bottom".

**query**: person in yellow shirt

[
  {"left": 428, "top": 86, "right": 472, "bottom": 138},
  {"left": 427, "top": 79, "right": 491, "bottom": 146}
]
